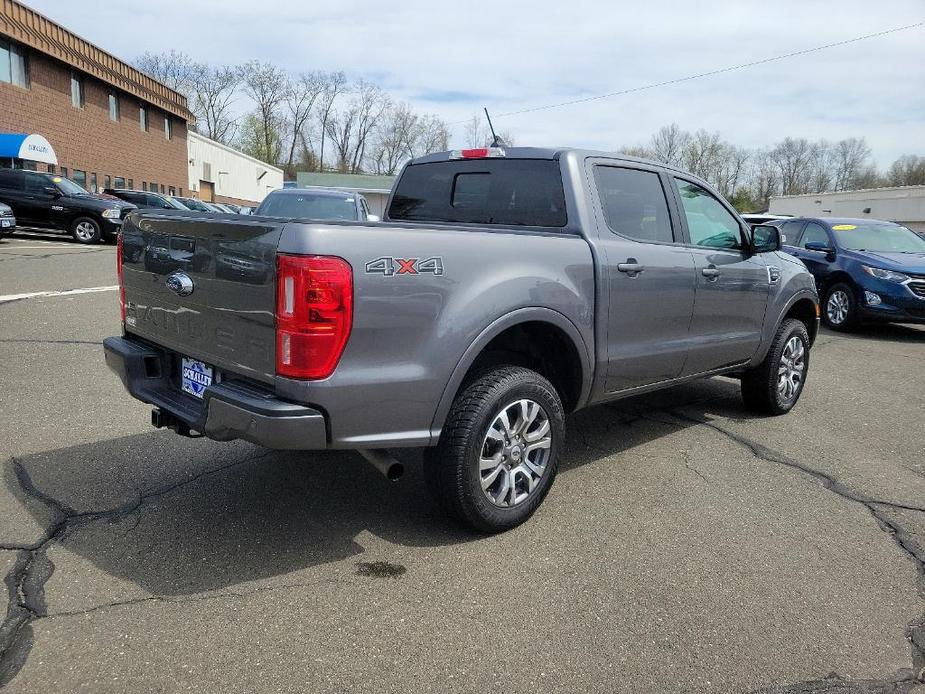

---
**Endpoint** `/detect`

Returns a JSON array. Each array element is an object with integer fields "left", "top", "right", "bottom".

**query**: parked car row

[{"left": 0, "top": 168, "right": 260, "bottom": 243}]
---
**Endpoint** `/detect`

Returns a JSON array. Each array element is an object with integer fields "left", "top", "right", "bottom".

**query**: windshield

[
  {"left": 51, "top": 176, "right": 88, "bottom": 195},
  {"left": 166, "top": 198, "right": 190, "bottom": 210},
  {"left": 176, "top": 197, "right": 212, "bottom": 212},
  {"left": 257, "top": 192, "right": 358, "bottom": 220},
  {"left": 832, "top": 222, "right": 925, "bottom": 253}
]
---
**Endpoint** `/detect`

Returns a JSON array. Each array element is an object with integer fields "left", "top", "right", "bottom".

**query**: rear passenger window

[
  {"left": 780, "top": 220, "right": 805, "bottom": 245},
  {"left": 673, "top": 179, "right": 743, "bottom": 250},
  {"left": 0, "top": 169, "right": 23, "bottom": 190},
  {"left": 594, "top": 166, "right": 674, "bottom": 244}
]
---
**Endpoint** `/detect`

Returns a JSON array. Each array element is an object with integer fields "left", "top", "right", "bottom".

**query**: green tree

[{"left": 237, "top": 114, "right": 282, "bottom": 164}]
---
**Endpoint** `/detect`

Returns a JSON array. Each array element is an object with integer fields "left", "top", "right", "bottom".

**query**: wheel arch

[{"left": 430, "top": 308, "right": 593, "bottom": 439}]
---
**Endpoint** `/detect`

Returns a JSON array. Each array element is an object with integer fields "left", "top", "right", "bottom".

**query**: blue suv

[{"left": 774, "top": 217, "right": 925, "bottom": 330}]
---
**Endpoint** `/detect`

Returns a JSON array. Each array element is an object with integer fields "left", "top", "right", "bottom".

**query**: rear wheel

[
  {"left": 425, "top": 366, "right": 564, "bottom": 533},
  {"left": 70, "top": 217, "right": 101, "bottom": 244},
  {"left": 741, "top": 318, "right": 810, "bottom": 415},
  {"left": 822, "top": 282, "right": 857, "bottom": 331}
]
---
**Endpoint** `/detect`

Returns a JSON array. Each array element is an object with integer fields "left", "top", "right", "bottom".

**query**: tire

[
  {"left": 425, "top": 366, "right": 565, "bottom": 533},
  {"left": 741, "top": 318, "right": 810, "bottom": 415},
  {"left": 822, "top": 282, "right": 857, "bottom": 331},
  {"left": 70, "top": 216, "right": 102, "bottom": 244}
]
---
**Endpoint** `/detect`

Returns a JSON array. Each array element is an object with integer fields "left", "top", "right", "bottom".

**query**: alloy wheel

[
  {"left": 74, "top": 221, "right": 97, "bottom": 241},
  {"left": 777, "top": 335, "right": 806, "bottom": 402},
  {"left": 479, "top": 399, "right": 552, "bottom": 508},
  {"left": 826, "top": 290, "right": 849, "bottom": 325}
]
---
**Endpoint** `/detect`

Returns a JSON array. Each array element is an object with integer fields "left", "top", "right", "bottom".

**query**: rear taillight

[
  {"left": 276, "top": 254, "right": 353, "bottom": 380},
  {"left": 116, "top": 232, "right": 125, "bottom": 324}
]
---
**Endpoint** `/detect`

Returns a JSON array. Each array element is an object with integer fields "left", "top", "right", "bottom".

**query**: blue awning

[{"left": 0, "top": 133, "right": 58, "bottom": 165}]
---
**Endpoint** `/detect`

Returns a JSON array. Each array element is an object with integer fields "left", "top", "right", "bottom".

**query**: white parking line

[{"left": 0, "top": 285, "right": 119, "bottom": 303}]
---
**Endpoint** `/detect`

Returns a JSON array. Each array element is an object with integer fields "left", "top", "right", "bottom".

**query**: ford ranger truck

[{"left": 104, "top": 147, "right": 819, "bottom": 532}]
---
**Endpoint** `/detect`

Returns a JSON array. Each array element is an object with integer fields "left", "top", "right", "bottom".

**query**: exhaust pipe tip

[{"left": 358, "top": 449, "right": 404, "bottom": 482}]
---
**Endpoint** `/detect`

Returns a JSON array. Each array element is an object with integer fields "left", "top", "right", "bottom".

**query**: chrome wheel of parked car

[
  {"left": 479, "top": 398, "right": 552, "bottom": 508},
  {"left": 70, "top": 217, "right": 101, "bottom": 244},
  {"left": 777, "top": 336, "right": 805, "bottom": 402},
  {"left": 826, "top": 289, "right": 850, "bottom": 325}
]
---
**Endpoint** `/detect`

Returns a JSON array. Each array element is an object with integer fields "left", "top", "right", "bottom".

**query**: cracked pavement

[{"left": 1, "top": 233, "right": 924, "bottom": 693}]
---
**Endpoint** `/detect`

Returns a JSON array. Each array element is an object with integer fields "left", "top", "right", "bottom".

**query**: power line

[{"left": 453, "top": 22, "right": 922, "bottom": 124}]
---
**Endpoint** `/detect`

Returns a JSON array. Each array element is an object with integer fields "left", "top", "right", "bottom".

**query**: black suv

[
  {"left": 0, "top": 169, "right": 135, "bottom": 244},
  {"left": 103, "top": 189, "right": 189, "bottom": 211}
]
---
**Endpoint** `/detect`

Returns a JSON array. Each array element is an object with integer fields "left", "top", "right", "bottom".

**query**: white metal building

[
  {"left": 187, "top": 132, "right": 283, "bottom": 206},
  {"left": 769, "top": 185, "right": 925, "bottom": 232}
]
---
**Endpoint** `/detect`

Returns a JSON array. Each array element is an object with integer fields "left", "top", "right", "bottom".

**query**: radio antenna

[{"left": 483, "top": 108, "right": 506, "bottom": 147}]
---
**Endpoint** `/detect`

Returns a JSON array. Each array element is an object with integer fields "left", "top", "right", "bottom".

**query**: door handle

[
  {"left": 701, "top": 266, "right": 721, "bottom": 280},
  {"left": 617, "top": 261, "right": 644, "bottom": 275}
]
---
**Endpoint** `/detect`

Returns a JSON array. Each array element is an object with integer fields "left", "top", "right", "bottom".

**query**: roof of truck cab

[{"left": 409, "top": 147, "right": 693, "bottom": 176}]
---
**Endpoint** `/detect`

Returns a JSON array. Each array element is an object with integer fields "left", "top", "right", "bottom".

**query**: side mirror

[
  {"left": 366, "top": 214, "right": 381, "bottom": 223},
  {"left": 43, "top": 186, "right": 61, "bottom": 198},
  {"left": 804, "top": 241, "right": 835, "bottom": 254},
  {"left": 750, "top": 225, "right": 781, "bottom": 254}
]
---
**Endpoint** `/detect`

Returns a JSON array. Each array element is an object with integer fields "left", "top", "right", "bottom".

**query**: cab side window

[
  {"left": 801, "top": 223, "right": 830, "bottom": 249},
  {"left": 673, "top": 178, "right": 743, "bottom": 250},
  {"left": 594, "top": 166, "right": 675, "bottom": 244},
  {"left": 24, "top": 173, "right": 51, "bottom": 194}
]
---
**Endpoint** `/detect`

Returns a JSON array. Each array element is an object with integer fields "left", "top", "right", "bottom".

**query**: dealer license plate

[
  {"left": 1, "top": 220, "right": 10, "bottom": 228},
  {"left": 181, "top": 358, "right": 213, "bottom": 399}
]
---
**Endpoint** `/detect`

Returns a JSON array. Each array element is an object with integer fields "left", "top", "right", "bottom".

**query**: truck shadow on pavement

[
  {"left": 4, "top": 379, "right": 743, "bottom": 601},
  {"left": 6, "top": 382, "right": 755, "bottom": 610}
]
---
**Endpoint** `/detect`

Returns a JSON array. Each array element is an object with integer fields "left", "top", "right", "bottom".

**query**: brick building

[{"left": 0, "top": 0, "right": 192, "bottom": 195}]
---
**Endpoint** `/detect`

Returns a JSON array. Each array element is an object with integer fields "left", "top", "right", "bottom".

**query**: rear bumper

[{"left": 103, "top": 335, "right": 328, "bottom": 449}]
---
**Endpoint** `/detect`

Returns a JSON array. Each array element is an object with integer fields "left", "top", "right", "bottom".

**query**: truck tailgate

[{"left": 121, "top": 211, "right": 282, "bottom": 384}]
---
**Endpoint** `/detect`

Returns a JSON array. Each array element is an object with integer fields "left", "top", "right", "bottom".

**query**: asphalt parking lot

[{"left": 0, "top": 231, "right": 923, "bottom": 694}]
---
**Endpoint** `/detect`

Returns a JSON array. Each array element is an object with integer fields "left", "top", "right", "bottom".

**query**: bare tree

[
  {"left": 649, "top": 123, "right": 690, "bottom": 167},
  {"left": 770, "top": 137, "right": 814, "bottom": 195},
  {"left": 808, "top": 140, "right": 833, "bottom": 193},
  {"left": 190, "top": 64, "right": 240, "bottom": 144},
  {"left": 409, "top": 114, "right": 450, "bottom": 158},
  {"left": 135, "top": 50, "right": 197, "bottom": 93},
  {"left": 831, "top": 137, "right": 871, "bottom": 191},
  {"left": 240, "top": 61, "right": 289, "bottom": 164},
  {"left": 316, "top": 71, "right": 348, "bottom": 171},
  {"left": 370, "top": 102, "right": 417, "bottom": 174},
  {"left": 284, "top": 72, "right": 325, "bottom": 172},
  {"left": 885, "top": 154, "right": 925, "bottom": 187},
  {"left": 464, "top": 113, "right": 490, "bottom": 148}
]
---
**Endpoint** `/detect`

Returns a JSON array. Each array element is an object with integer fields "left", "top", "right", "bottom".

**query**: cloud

[{"left": 24, "top": 0, "right": 925, "bottom": 163}]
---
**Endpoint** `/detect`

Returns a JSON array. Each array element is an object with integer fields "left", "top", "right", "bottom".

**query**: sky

[{"left": 24, "top": 0, "right": 925, "bottom": 167}]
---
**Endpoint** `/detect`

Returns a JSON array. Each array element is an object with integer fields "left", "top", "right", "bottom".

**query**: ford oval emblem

[{"left": 166, "top": 271, "right": 194, "bottom": 297}]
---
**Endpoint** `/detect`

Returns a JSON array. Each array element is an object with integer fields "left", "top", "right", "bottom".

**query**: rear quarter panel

[{"left": 276, "top": 222, "right": 595, "bottom": 447}]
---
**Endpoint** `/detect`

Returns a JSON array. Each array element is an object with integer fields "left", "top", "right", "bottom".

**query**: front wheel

[
  {"left": 822, "top": 282, "right": 857, "bottom": 331},
  {"left": 741, "top": 318, "right": 810, "bottom": 415},
  {"left": 425, "top": 366, "right": 565, "bottom": 533},
  {"left": 70, "top": 217, "right": 101, "bottom": 244}
]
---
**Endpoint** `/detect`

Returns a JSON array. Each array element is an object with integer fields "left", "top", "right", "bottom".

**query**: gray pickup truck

[{"left": 104, "top": 147, "right": 819, "bottom": 532}]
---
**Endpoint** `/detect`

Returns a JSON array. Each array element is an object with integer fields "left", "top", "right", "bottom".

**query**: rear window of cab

[{"left": 388, "top": 159, "right": 567, "bottom": 228}]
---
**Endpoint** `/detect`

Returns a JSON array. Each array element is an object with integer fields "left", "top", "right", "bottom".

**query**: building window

[
  {"left": 61, "top": 167, "right": 68, "bottom": 178},
  {"left": 150, "top": 181, "right": 158, "bottom": 193},
  {"left": 139, "top": 104, "right": 148, "bottom": 131},
  {"left": 47, "top": 164, "right": 55, "bottom": 175},
  {"left": 114, "top": 176, "right": 125, "bottom": 189},
  {"left": 179, "top": 187, "right": 183, "bottom": 196},
  {"left": 72, "top": 169, "right": 87, "bottom": 190},
  {"left": 165, "top": 116, "right": 172, "bottom": 140},
  {"left": 160, "top": 184, "right": 165, "bottom": 194},
  {"left": 127, "top": 179, "right": 133, "bottom": 190},
  {"left": 168, "top": 186, "right": 176, "bottom": 196},
  {"left": 142, "top": 182, "right": 147, "bottom": 191},
  {"left": 104, "top": 175, "right": 111, "bottom": 190},
  {"left": 90, "top": 172, "right": 97, "bottom": 193},
  {"left": 0, "top": 39, "right": 29, "bottom": 87},
  {"left": 70, "top": 73, "right": 84, "bottom": 108},
  {"left": 108, "top": 91, "right": 119, "bottom": 121}
]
